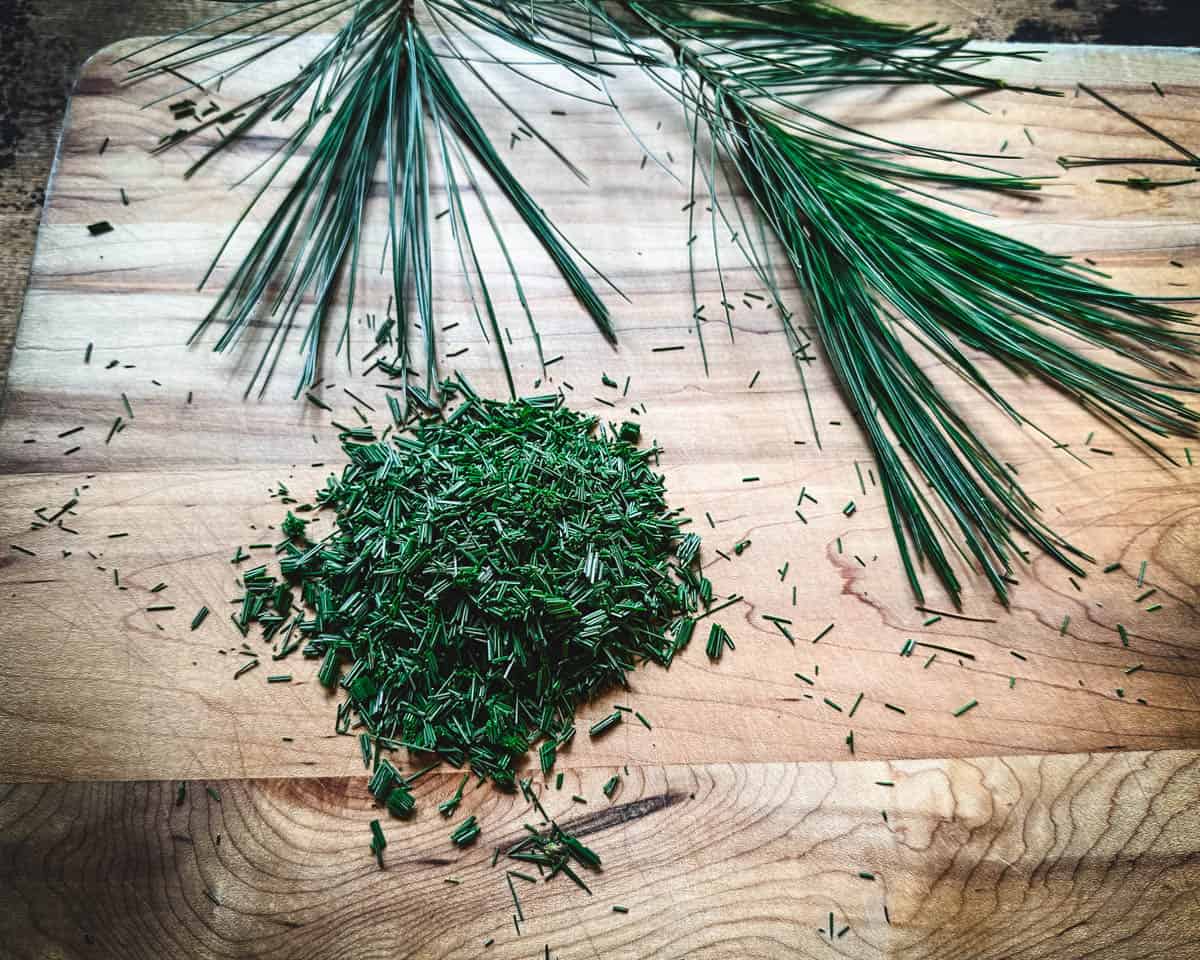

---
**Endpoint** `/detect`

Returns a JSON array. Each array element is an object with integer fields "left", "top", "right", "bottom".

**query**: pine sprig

[
  {"left": 606, "top": 0, "right": 1198, "bottom": 603},
  {"left": 127, "top": 0, "right": 618, "bottom": 397}
]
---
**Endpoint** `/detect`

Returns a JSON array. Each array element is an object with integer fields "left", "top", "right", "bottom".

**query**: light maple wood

[
  {"left": 0, "top": 40, "right": 1198, "bottom": 786},
  {"left": 1, "top": 749, "right": 1198, "bottom": 959}
]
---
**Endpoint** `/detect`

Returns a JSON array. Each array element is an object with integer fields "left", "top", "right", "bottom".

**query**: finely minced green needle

[
  {"left": 706, "top": 623, "right": 734, "bottom": 659},
  {"left": 439, "top": 773, "right": 470, "bottom": 816},
  {"left": 450, "top": 815, "right": 481, "bottom": 846},
  {"left": 231, "top": 381, "right": 713, "bottom": 787}
]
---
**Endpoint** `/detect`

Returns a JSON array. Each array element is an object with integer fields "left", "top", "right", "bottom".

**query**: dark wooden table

[{"left": 0, "top": 0, "right": 1197, "bottom": 403}]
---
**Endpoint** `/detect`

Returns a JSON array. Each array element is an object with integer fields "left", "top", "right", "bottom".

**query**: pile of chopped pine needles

[{"left": 235, "top": 377, "right": 718, "bottom": 787}]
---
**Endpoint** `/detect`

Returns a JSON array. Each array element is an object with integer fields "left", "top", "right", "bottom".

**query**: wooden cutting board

[{"left": 0, "top": 33, "right": 1197, "bottom": 958}]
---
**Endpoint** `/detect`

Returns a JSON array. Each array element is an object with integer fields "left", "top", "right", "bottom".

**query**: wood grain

[
  {"left": 1, "top": 749, "right": 1198, "bottom": 958},
  {"left": 0, "top": 40, "right": 1198, "bottom": 784}
]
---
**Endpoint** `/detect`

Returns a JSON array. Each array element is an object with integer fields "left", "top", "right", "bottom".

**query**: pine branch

[
  {"left": 608, "top": 0, "right": 1198, "bottom": 604},
  {"left": 129, "top": 0, "right": 618, "bottom": 397}
]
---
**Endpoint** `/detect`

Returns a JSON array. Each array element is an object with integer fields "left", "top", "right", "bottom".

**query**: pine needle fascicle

[
  {"left": 126, "top": 0, "right": 618, "bottom": 397},
  {"left": 607, "top": 0, "right": 1198, "bottom": 604}
]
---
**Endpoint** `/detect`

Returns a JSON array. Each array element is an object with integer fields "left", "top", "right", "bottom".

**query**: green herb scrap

[
  {"left": 233, "top": 383, "right": 715, "bottom": 786},
  {"left": 507, "top": 820, "right": 601, "bottom": 895}
]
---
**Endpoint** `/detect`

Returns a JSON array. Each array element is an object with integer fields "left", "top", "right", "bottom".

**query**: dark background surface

[{"left": 1, "top": 0, "right": 1198, "bottom": 390}]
